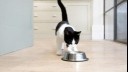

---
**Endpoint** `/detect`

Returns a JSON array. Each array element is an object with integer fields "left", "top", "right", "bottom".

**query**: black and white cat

[{"left": 55, "top": 0, "right": 81, "bottom": 56}]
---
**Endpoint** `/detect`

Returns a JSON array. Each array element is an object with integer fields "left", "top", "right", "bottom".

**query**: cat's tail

[{"left": 57, "top": 0, "right": 68, "bottom": 22}]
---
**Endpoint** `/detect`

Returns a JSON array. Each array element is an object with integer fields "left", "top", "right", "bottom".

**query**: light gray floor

[{"left": 0, "top": 39, "right": 127, "bottom": 72}]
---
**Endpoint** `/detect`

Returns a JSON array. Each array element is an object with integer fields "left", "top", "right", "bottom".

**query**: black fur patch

[
  {"left": 57, "top": 0, "right": 68, "bottom": 22},
  {"left": 64, "top": 27, "right": 81, "bottom": 47},
  {"left": 56, "top": 0, "right": 81, "bottom": 48},
  {"left": 56, "top": 0, "right": 69, "bottom": 35}
]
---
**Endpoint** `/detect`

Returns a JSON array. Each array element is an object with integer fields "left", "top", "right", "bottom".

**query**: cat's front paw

[{"left": 56, "top": 51, "right": 62, "bottom": 56}]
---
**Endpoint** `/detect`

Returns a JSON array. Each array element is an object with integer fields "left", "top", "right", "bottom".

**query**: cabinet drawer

[
  {"left": 34, "top": 23, "right": 57, "bottom": 39},
  {"left": 34, "top": 2, "right": 59, "bottom": 11},
  {"left": 34, "top": 23, "right": 57, "bottom": 34},
  {"left": 34, "top": 11, "right": 61, "bottom": 22}
]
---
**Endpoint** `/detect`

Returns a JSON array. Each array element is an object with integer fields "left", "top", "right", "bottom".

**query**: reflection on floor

[{"left": 0, "top": 39, "right": 127, "bottom": 72}]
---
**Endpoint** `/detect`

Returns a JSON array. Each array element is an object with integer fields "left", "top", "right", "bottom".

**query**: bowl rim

[{"left": 61, "top": 58, "right": 89, "bottom": 62}]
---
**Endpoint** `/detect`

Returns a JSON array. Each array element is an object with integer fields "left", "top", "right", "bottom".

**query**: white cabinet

[
  {"left": 33, "top": 1, "right": 59, "bottom": 39},
  {"left": 33, "top": 1, "right": 91, "bottom": 40}
]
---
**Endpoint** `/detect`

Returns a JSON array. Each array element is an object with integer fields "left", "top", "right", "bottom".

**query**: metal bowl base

[
  {"left": 61, "top": 51, "right": 89, "bottom": 62},
  {"left": 61, "top": 58, "right": 89, "bottom": 62}
]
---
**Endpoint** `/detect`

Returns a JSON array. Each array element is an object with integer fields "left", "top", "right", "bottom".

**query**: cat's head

[{"left": 64, "top": 31, "right": 81, "bottom": 47}]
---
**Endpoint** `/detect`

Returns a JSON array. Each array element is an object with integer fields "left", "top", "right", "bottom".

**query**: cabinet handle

[
  {"left": 34, "top": 29, "right": 38, "bottom": 30},
  {"left": 52, "top": 6, "right": 57, "bottom": 7},
  {"left": 52, "top": 15, "right": 57, "bottom": 18},
  {"left": 34, "top": 16, "right": 38, "bottom": 17},
  {"left": 34, "top": 6, "right": 38, "bottom": 7},
  {"left": 52, "top": 29, "right": 55, "bottom": 30}
]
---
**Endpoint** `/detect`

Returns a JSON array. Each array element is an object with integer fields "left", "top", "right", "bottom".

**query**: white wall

[
  {"left": 91, "top": 0, "right": 104, "bottom": 40},
  {"left": 0, "top": 0, "right": 33, "bottom": 55}
]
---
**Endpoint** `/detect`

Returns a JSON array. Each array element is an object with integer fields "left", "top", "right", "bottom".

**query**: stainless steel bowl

[{"left": 62, "top": 51, "right": 89, "bottom": 62}]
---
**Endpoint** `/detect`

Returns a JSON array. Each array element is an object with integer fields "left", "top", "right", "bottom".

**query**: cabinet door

[{"left": 66, "top": 3, "right": 91, "bottom": 40}]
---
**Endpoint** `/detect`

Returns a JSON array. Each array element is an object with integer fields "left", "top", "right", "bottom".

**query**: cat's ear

[{"left": 75, "top": 31, "right": 81, "bottom": 35}]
